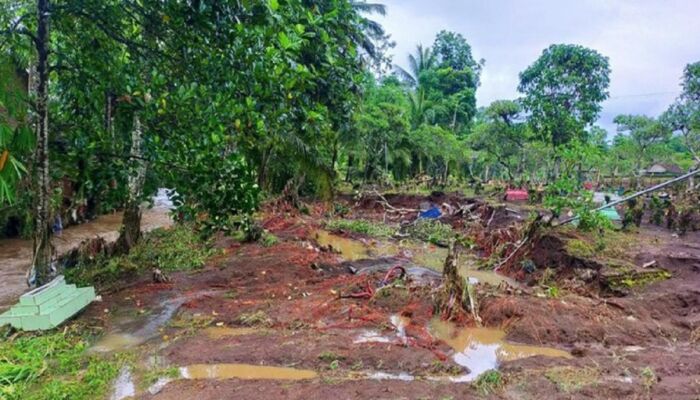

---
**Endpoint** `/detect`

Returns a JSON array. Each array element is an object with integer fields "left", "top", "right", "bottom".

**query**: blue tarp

[{"left": 419, "top": 206, "right": 442, "bottom": 219}]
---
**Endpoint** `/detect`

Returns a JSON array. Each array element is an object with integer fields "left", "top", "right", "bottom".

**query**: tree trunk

[
  {"left": 331, "top": 139, "right": 339, "bottom": 178},
  {"left": 434, "top": 240, "right": 480, "bottom": 323},
  {"left": 31, "top": 0, "right": 53, "bottom": 285},
  {"left": 345, "top": 154, "right": 353, "bottom": 183},
  {"left": 258, "top": 145, "right": 272, "bottom": 189},
  {"left": 117, "top": 113, "right": 147, "bottom": 252}
]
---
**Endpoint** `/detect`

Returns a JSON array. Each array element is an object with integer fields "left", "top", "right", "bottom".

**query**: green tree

[
  {"left": 661, "top": 100, "right": 700, "bottom": 163},
  {"left": 469, "top": 100, "right": 529, "bottom": 181},
  {"left": 394, "top": 44, "right": 435, "bottom": 87},
  {"left": 682, "top": 61, "right": 700, "bottom": 102},
  {"left": 432, "top": 30, "right": 483, "bottom": 84},
  {"left": 613, "top": 114, "right": 672, "bottom": 175},
  {"left": 519, "top": 44, "right": 610, "bottom": 149}
]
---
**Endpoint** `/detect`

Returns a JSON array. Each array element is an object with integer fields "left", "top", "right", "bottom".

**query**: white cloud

[{"left": 376, "top": 0, "right": 700, "bottom": 133}]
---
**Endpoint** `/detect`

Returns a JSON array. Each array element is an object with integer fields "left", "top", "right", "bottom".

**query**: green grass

[
  {"left": 325, "top": 219, "right": 395, "bottom": 238},
  {"left": 0, "top": 328, "right": 123, "bottom": 400},
  {"left": 565, "top": 239, "right": 595, "bottom": 259},
  {"left": 66, "top": 225, "right": 214, "bottom": 289},
  {"left": 404, "top": 219, "right": 455, "bottom": 246},
  {"left": 472, "top": 369, "right": 503, "bottom": 395},
  {"left": 260, "top": 231, "right": 279, "bottom": 247}
]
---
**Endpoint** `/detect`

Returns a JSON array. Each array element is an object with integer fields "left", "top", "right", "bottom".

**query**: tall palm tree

[
  {"left": 395, "top": 44, "right": 436, "bottom": 87},
  {"left": 350, "top": 1, "right": 387, "bottom": 62}
]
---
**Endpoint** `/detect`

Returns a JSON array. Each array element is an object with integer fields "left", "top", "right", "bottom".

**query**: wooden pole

[{"left": 558, "top": 168, "right": 700, "bottom": 226}]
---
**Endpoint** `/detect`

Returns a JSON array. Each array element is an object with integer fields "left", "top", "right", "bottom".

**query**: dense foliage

[{"left": 0, "top": 1, "right": 698, "bottom": 279}]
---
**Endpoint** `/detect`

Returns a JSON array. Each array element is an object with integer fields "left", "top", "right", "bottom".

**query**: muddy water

[
  {"left": 313, "top": 230, "right": 371, "bottom": 260},
  {"left": 355, "top": 314, "right": 410, "bottom": 344},
  {"left": 91, "top": 297, "right": 185, "bottom": 353},
  {"left": 0, "top": 194, "right": 173, "bottom": 310},
  {"left": 430, "top": 319, "right": 571, "bottom": 381},
  {"left": 313, "top": 230, "right": 513, "bottom": 287},
  {"left": 203, "top": 327, "right": 261, "bottom": 339},
  {"left": 180, "top": 364, "right": 318, "bottom": 380}
]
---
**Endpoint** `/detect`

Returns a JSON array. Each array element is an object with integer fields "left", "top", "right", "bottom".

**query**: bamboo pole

[{"left": 557, "top": 168, "right": 700, "bottom": 226}]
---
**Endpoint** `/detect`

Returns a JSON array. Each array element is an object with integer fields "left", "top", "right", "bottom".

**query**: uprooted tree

[{"left": 434, "top": 240, "right": 481, "bottom": 324}]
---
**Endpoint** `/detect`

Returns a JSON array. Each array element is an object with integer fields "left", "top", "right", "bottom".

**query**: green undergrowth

[
  {"left": 325, "top": 219, "right": 395, "bottom": 238},
  {"left": 66, "top": 225, "right": 214, "bottom": 289},
  {"left": 473, "top": 369, "right": 504, "bottom": 395},
  {"left": 605, "top": 268, "right": 672, "bottom": 290},
  {"left": 565, "top": 239, "right": 596, "bottom": 259},
  {"left": 0, "top": 327, "right": 124, "bottom": 400},
  {"left": 404, "top": 219, "right": 455, "bottom": 246}
]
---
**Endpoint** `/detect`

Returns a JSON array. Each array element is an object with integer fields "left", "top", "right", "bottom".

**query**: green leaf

[
  {"left": 268, "top": 0, "right": 279, "bottom": 11},
  {"left": 278, "top": 32, "right": 291, "bottom": 50}
]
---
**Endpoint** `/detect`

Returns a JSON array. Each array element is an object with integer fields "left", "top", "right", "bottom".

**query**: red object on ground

[
  {"left": 505, "top": 189, "right": 529, "bottom": 201},
  {"left": 583, "top": 181, "right": 595, "bottom": 190}
]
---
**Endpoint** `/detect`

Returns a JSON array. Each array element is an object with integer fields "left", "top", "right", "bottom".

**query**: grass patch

[
  {"left": 0, "top": 328, "right": 123, "bottom": 400},
  {"left": 237, "top": 311, "right": 272, "bottom": 327},
  {"left": 259, "top": 231, "right": 278, "bottom": 247},
  {"left": 404, "top": 219, "right": 454, "bottom": 246},
  {"left": 317, "top": 351, "right": 344, "bottom": 362},
  {"left": 472, "top": 369, "right": 503, "bottom": 395},
  {"left": 544, "top": 366, "right": 599, "bottom": 393},
  {"left": 325, "top": 219, "right": 394, "bottom": 238},
  {"left": 140, "top": 366, "right": 180, "bottom": 389},
  {"left": 565, "top": 239, "right": 595, "bottom": 259},
  {"left": 66, "top": 225, "right": 214, "bottom": 289},
  {"left": 605, "top": 268, "right": 672, "bottom": 290}
]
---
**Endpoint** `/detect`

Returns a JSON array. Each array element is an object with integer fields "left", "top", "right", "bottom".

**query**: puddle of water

[
  {"left": 314, "top": 230, "right": 514, "bottom": 287},
  {"left": 354, "top": 330, "right": 392, "bottom": 344},
  {"left": 110, "top": 367, "right": 136, "bottom": 400},
  {"left": 367, "top": 371, "right": 415, "bottom": 381},
  {"left": 180, "top": 364, "right": 317, "bottom": 380},
  {"left": 390, "top": 314, "right": 409, "bottom": 342},
  {"left": 430, "top": 319, "right": 571, "bottom": 381},
  {"left": 147, "top": 377, "right": 174, "bottom": 395},
  {"left": 203, "top": 326, "right": 261, "bottom": 339},
  {"left": 355, "top": 314, "right": 410, "bottom": 344},
  {"left": 92, "top": 333, "right": 143, "bottom": 353},
  {"left": 314, "top": 230, "right": 370, "bottom": 260},
  {"left": 91, "top": 298, "right": 186, "bottom": 353}
]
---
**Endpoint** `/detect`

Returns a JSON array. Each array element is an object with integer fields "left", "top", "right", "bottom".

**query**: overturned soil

[{"left": 74, "top": 194, "right": 700, "bottom": 399}]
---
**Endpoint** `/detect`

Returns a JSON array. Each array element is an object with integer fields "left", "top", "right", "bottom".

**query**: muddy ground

[{"left": 73, "top": 192, "right": 699, "bottom": 399}]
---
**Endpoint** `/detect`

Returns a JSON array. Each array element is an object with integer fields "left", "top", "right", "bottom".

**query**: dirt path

[{"left": 0, "top": 207, "right": 172, "bottom": 311}]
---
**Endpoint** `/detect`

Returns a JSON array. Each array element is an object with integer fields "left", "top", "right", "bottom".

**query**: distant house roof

[{"left": 645, "top": 163, "right": 683, "bottom": 175}]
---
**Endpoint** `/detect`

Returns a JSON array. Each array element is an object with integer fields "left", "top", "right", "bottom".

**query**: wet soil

[{"left": 46, "top": 193, "right": 700, "bottom": 399}]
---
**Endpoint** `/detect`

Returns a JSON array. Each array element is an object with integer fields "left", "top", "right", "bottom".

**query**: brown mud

[{"left": 46, "top": 193, "right": 700, "bottom": 399}]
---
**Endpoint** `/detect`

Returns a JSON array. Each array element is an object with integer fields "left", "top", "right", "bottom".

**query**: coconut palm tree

[
  {"left": 350, "top": 1, "right": 388, "bottom": 62},
  {"left": 395, "top": 44, "right": 436, "bottom": 87}
]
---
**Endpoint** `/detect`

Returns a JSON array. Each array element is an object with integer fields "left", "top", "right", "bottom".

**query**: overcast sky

[{"left": 377, "top": 0, "right": 700, "bottom": 136}]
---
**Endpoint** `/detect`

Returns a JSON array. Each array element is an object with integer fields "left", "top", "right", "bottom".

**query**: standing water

[{"left": 430, "top": 318, "right": 571, "bottom": 381}]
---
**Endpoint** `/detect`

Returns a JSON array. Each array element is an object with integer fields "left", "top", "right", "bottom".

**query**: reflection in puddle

[
  {"left": 390, "top": 314, "right": 409, "bottom": 342},
  {"left": 110, "top": 367, "right": 135, "bottom": 400},
  {"left": 203, "top": 326, "right": 261, "bottom": 339},
  {"left": 180, "top": 364, "right": 318, "bottom": 380},
  {"left": 355, "top": 314, "right": 409, "bottom": 344},
  {"left": 367, "top": 371, "right": 415, "bottom": 381},
  {"left": 430, "top": 319, "right": 571, "bottom": 382},
  {"left": 354, "top": 330, "right": 392, "bottom": 344},
  {"left": 91, "top": 297, "right": 186, "bottom": 353}
]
